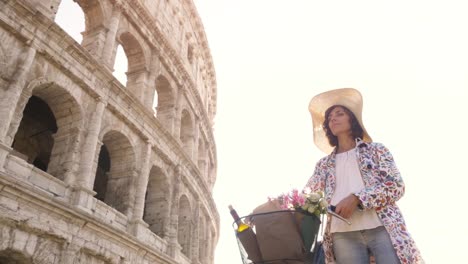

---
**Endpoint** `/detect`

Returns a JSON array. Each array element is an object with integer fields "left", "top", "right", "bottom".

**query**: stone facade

[{"left": 0, "top": 0, "right": 219, "bottom": 263}]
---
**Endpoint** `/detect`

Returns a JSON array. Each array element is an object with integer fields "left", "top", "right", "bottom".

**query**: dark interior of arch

[
  {"left": 0, "top": 249, "right": 33, "bottom": 264},
  {"left": 94, "top": 144, "right": 111, "bottom": 202},
  {"left": 12, "top": 95, "right": 58, "bottom": 172}
]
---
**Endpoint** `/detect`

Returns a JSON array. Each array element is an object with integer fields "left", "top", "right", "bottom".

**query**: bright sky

[{"left": 56, "top": 1, "right": 468, "bottom": 263}]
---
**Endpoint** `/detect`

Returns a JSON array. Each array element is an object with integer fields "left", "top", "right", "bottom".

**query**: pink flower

[{"left": 271, "top": 188, "right": 327, "bottom": 216}]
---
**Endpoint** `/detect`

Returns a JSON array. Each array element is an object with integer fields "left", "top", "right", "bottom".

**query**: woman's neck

[{"left": 336, "top": 136, "right": 356, "bottom": 153}]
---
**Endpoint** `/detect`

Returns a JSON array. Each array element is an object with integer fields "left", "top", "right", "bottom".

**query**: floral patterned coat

[{"left": 305, "top": 140, "right": 424, "bottom": 264}]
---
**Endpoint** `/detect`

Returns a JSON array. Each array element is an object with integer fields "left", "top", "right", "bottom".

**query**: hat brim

[{"left": 308, "top": 88, "right": 372, "bottom": 154}]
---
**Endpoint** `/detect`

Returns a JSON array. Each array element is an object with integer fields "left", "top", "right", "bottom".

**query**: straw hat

[{"left": 308, "top": 88, "right": 372, "bottom": 154}]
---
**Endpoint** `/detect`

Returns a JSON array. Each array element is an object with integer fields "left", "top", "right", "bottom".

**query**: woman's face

[{"left": 327, "top": 106, "right": 352, "bottom": 137}]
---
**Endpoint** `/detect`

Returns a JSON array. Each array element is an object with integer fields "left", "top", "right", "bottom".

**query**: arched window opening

[
  {"left": 120, "top": 33, "right": 145, "bottom": 73},
  {"left": 187, "top": 44, "right": 194, "bottom": 65},
  {"left": 143, "top": 166, "right": 170, "bottom": 237},
  {"left": 12, "top": 96, "right": 58, "bottom": 172},
  {"left": 152, "top": 92, "right": 158, "bottom": 115},
  {"left": 153, "top": 75, "right": 175, "bottom": 128},
  {"left": 55, "top": 0, "right": 85, "bottom": 43},
  {"left": 115, "top": 32, "right": 146, "bottom": 97},
  {"left": 32, "top": 157, "right": 47, "bottom": 172},
  {"left": 0, "top": 249, "right": 32, "bottom": 264},
  {"left": 8, "top": 84, "right": 83, "bottom": 180},
  {"left": 92, "top": 131, "right": 135, "bottom": 215},
  {"left": 113, "top": 44, "right": 128, "bottom": 85},
  {"left": 178, "top": 195, "right": 191, "bottom": 257},
  {"left": 93, "top": 144, "right": 110, "bottom": 202}
]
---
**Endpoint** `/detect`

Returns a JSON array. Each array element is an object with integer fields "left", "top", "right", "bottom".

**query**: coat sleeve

[
  {"left": 304, "top": 158, "right": 326, "bottom": 193},
  {"left": 355, "top": 143, "right": 405, "bottom": 209}
]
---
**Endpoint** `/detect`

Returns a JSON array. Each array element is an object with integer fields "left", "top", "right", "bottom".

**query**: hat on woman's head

[{"left": 308, "top": 88, "right": 372, "bottom": 154}]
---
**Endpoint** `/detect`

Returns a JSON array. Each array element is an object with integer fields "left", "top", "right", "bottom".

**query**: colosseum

[{"left": 0, "top": 0, "right": 219, "bottom": 263}]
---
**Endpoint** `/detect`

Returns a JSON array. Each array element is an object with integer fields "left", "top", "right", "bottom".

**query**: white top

[{"left": 330, "top": 148, "right": 382, "bottom": 233}]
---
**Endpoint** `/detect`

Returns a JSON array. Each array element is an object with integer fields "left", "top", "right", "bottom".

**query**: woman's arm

[{"left": 354, "top": 143, "right": 405, "bottom": 209}]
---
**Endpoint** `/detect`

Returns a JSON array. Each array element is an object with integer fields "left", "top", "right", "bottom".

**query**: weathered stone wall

[{"left": 0, "top": 0, "right": 218, "bottom": 263}]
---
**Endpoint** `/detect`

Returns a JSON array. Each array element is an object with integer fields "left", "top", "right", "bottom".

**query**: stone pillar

[
  {"left": 0, "top": 45, "right": 36, "bottom": 171},
  {"left": 144, "top": 79, "right": 156, "bottom": 111},
  {"left": 157, "top": 93, "right": 178, "bottom": 135},
  {"left": 193, "top": 120, "right": 200, "bottom": 162},
  {"left": 101, "top": 7, "right": 121, "bottom": 70},
  {"left": 206, "top": 227, "right": 213, "bottom": 264},
  {"left": 72, "top": 98, "right": 106, "bottom": 210},
  {"left": 60, "top": 243, "right": 80, "bottom": 263},
  {"left": 130, "top": 140, "right": 153, "bottom": 238},
  {"left": 89, "top": 140, "right": 104, "bottom": 188},
  {"left": 126, "top": 68, "right": 151, "bottom": 103},
  {"left": 124, "top": 168, "right": 140, "bottom": 219},
  {"left": 0, "top": 141, "right": 10, "bottom": 172},
  {"left": 188, "top": 133, "right": 195, "bottom": 160},
  {"left": 81, "top": 25, "right": 107, "bottom": 58},
  {"left": 198, "top": 159, "right": 206, "bottom": 177},
  {"left": 208, "top": 160, "right": 216, "bottom": 190},
  {"left": 191, "top": 200, "right": 200, "bottom": 264},
  {"left": 47, "top": 127, "right": 81, "bottom": 181},
  {"left": 197, "top": 215, "right": 206, "bottom": 263},
  {"left": 0, "top": 45, "right": 36, "bottom": 143},
  {"left": 167, "top": 166, "right": 182, "bottom": 257},
  {"left": 173, "top": 89, "right": 184, "bottom": 139},
  {"left": 3, "top": 79, "right": 37, "bottom": 147},
  {"left": 143, "top": 54, "right": 159, "bottom": 109},
  {"left": 62, "top": 127, "right": 83, "bottom": 182},
  {"left": 132, "top": 140, "right": 153, "bottom": 219}
]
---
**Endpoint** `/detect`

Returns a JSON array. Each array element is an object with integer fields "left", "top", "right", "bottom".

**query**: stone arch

[
  {"left": 11, "top": 95, "right": 57, "bottom": 171},
  {"left": 94, "top": 130, "right": 136, "bottom": 215},
  {"left": 143, "top": 165, "right": 170, "bottom": 238},
  {"left": 180, "top": 109, "right": 194, "bottom": 157},
  {"left": 66, "top": 0, "right": 107, "bottom": 56},
  {"left": 153, "top": 75, "right": 176, "bottom": 130},
  {"left": 6, "top": 77, "right": 46, "bottom": 145},
  {"left": 98, "top": 121, "right": 139, "bottom": 151},
  {"left": 0, "top": 249, "right": 32, "bottom": 264},
  {"left": 178, "top": 194, "right": 192, "bottom": 257},
  {"left": 114, "top": 31, "right": 148, "bottom": 98},
  {"left": 118, "top": 32, "right": 146, "bottom": 73},
  {"left": 0, "top": 226, "right": 65, "bottom": 264},
  {"left": 10, "top": 82, "right": 83, "bottom": 180},
  {"left": 74, "top": 0, "right": 105, "bottom": 32},
  {"left": 55, "top": 0, "right": 86, "bottom": 43},
  {"left": 113, "top": 45, "right": 128, "bottom": 85}
]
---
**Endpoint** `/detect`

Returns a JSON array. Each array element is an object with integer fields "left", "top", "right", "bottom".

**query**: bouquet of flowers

[
  {"left": 273, "top": 187, "right": 328, "bottom": 217},
  {"left": 271, "top": 188, "right": 328, "bottom": 252}
]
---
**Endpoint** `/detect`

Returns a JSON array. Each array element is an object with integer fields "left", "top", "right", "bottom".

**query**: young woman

[{"left": 305, "top": 88, "right": 423, "bottom": 264}]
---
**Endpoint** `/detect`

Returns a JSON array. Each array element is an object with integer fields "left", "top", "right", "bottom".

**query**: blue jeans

[{"left": 332, "top": 226, "right": 400, "bottom": 264}]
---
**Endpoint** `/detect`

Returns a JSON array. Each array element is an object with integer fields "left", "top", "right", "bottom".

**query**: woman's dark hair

[{"left": 322, "top": 105, "right": 364, "bottom": 147}]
